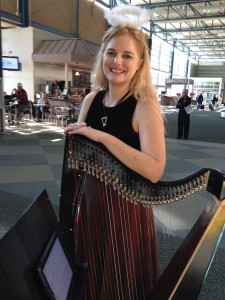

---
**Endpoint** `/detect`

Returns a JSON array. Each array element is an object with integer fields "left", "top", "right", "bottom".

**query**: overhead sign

[{"left": 165, "top": 78, "right": 194, "bottom": 85}]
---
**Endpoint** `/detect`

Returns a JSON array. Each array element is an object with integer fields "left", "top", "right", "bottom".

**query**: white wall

[
  {"left": 2, "top": 27, "right": 74, "bottom": 99},
  {"left": 2, "top": 27, "right": 34, "bottom": 99}
]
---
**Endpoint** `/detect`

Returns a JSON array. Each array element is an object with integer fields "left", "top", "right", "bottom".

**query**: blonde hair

[{"left": 92, "top": 26, "right": 158, "bottom": 103}]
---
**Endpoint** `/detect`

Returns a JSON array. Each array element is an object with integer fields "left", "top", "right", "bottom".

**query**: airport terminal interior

[{"left": 1, "top": 1, "right": 225, "bottom": 299}]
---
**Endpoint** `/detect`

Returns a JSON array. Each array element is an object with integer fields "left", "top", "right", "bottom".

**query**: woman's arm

[
  {"left": 65, "top": 96, "right": 166, "bottom": 183},
  {"left": 76, "top": 92, "right": 97, "bottom": 122}
]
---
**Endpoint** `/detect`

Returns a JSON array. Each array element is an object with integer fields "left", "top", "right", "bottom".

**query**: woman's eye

[
  {"left": 105, "top": 51, "right": 133, "bottom": 59},
  {"left": 106, "top": 51, "right": 116, "bottom": 56},
  {"left": 123, "top": 54, "right": 132, "bottom": 59}
]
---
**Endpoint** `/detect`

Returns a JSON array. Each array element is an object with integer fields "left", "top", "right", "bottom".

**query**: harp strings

[
  {"left": 152, "top": 189, "right": 212, "bottom": 275},
  {"left": 100, "top": 183, "right": 151, "bottom": 299},
  {"left": 152, "top": 189, "right": 210, "bottom": 237},
  {"left": 74, "top": 171, "right": 155, "bottom": 299},
  {"left": 105, "top": 183, "right": 123, "bottom": 299}
]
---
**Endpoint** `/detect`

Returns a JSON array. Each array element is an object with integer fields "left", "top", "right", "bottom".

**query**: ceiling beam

[
  {"left": 151, "top": 14, "right": 225, "bottom": 24},
  {"left": 138, "top": 0, "right": 220, "bottom": 9},
  {"left": 153, "top": 27, "right": 225, "bottom": 34},
  {"left": 171, "top": 37, "right": 225, "bottom": 41}
]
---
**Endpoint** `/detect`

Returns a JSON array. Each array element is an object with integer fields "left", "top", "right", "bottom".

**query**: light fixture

[
  {"left": 149, "top": 9, "right": 158, "bottom": 17},
  {"left": 191, "top": 46, "right": 200, "bottom": 51},
  {"left": 201, "top": 5, "right": 223, "bottom": 13},
  {"left": 75, "top": 71, "right": 80, "bottom": 76},
  {"left": 172, "top": 33, "right": 184, "bottom": 39},
  {"left": 217, "top": 32, "right": 225, "bottom": 37}
]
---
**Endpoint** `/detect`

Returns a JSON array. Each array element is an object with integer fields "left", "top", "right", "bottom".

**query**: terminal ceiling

[
  {"left": 112, "top": 0, "right": 225, "bottom": 63},
  {"left": 2, "top": 0, "right": 225, "bottom": 64}
]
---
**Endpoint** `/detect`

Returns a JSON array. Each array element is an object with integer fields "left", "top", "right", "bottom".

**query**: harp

[{"left": 59, "top": 135, "right": 225, "bottom": 300}]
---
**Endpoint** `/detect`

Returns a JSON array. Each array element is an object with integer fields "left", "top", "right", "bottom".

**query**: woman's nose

[{"left": 113, "top": 53, "right": 122, "bottom": 64}]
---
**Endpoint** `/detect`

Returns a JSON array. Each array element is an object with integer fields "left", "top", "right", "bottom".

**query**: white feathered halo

[{"left": 104, "top": 5, "right": 151, "bottom": 28}]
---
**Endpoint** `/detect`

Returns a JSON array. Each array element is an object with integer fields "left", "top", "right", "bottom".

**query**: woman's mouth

[{"left": 110, "top": 68, "right": 125, "bottom": 74}]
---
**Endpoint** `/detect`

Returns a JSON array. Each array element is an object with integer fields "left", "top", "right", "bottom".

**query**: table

[{"left": 6, "top": 101, "right": 19, "bottom": 125}]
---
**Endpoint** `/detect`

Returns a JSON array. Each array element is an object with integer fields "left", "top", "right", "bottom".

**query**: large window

[
  {"left": 173, "top": 48, "right": 188, "bottom": 78},
  {"left": 151, "top": 35, "right": 172, "bottom": 92}
]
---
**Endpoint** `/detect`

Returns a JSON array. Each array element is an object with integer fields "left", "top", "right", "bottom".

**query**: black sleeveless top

[{"left": 85, "top": 90, "right": 140, "bottom": 150}]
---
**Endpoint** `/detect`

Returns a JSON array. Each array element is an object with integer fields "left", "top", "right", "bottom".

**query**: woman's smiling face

[{"left": 103, "top": 34, "right": 143, "bottom": 87}]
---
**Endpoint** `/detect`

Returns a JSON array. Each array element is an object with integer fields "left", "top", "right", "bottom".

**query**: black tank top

[{"left": 85, "top": 90, "right": 140, "bottom": 150}]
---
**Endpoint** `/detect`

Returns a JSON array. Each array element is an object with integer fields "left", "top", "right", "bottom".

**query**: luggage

[
  {"left": 209, "top": 103, "right": 214, "bottom": 110},
  {"left": 197, "top": 104, "right": 204, "bottom": 110}
]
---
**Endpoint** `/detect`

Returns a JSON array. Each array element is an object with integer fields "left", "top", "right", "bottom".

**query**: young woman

[
  {"left": 65, "top": 26, "right": 165, "bottom": 183},
  {"left": 64, "top": 23, "right": 166, "bottom": 299}
]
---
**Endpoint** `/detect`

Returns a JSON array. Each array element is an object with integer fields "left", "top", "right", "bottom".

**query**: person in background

[
  {"left": 64, "top": 11, "right": 166, "bottom": 298},
  {"left": 75, "top": 93, "right": 85, "bottom": 111},
  {"left": 176, "top": 88, "right": 192, "bottom": 140},
  {"left": 196, "top": 93, "right": 203, "bottom": 109},
  {"left": 4, "top": 92, "right": 12, "bottom": 115},
  {"left": 212, "top": 94, "right": 218, "bottom": 107},
  {"left": 11, "top": 82, "right": 29, "bottom": 124},
  {"left": 36, "top": 92, "right": 51, "bottom": 121}
]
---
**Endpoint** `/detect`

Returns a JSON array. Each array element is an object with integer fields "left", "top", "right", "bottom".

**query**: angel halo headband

[{"left": 104, "top": 5, "right": 152, "bottom": 28}]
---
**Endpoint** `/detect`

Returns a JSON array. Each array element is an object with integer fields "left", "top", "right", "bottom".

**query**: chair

[
  {"left": 48, "top": 99, "right": 70, "bottom": 127},
  {"left": 16, "top": 102, "right": 31, "bottom": 126},
  {"left": 53, "top": 106, "right": 69, "bottom": 127},
  {"left": 43, "top": 109, "right": 54, "bottom": 123}
]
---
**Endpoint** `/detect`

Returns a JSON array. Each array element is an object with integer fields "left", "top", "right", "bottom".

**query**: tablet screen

[{"left": 38, "top": 233, "right": 73, "bottom": 300}]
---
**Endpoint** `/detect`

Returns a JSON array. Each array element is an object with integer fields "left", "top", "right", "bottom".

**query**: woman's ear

[{"left": 138, "top": 58, "right": 143, "bottom": 70}]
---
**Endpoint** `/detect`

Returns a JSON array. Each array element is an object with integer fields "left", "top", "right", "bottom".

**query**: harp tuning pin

[
  {"left": 95, "top": 163, "right": 100, "bottom": 178},
  {"left": 71, "top": 159, "right": 75, "bottom": 169},
  {"left": 68, "top": 158, "right": 72, "bottom": 168}
]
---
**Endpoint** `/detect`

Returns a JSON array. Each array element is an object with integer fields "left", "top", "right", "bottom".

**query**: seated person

[
  {"left": 36, "top": 93, "right": 51, "bottom": 121},
  {"left": 67, "top": 94, "right": 85, "bottom": 123},
  {"left": 4, "top": 92, "right": 12, "bottom": 113},
  {"left": 74, "top": 93, "right": 85, "bottom": 111},
  {"left": 11, "top": 82, "right": 29, "bottom": 124}
]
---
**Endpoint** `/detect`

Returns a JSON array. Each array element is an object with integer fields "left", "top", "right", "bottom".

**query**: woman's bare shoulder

[
  {"left": 135, "top": 96, "right": 163, "bottom": 122},
  {"left": 78, "top": 91, "right": 98, "bottom": 122},
  {"left": 85, "top": 91, "right": 97, "bottom": 98}
]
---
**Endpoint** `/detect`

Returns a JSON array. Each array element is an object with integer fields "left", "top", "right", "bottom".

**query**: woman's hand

[
  {"left": 64, "top": 122, "right": 86, "bottom": 134},
  {"left": 64, "top": 122, "right": 107, "bottom": 143}
]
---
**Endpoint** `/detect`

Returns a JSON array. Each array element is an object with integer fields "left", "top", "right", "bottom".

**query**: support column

[
  {"left": 148, "top": 22, "right": 153, "bottom": 59},
  {"left": 21, "top": 0, "right": 29, "bottom": 27},
  {"left": 185, "top": 52, "right": 190, "bottom": 91},
  {"left": 65, "top": 62, "right": 68, "bottom": 89},
  {"left": 75, "top": 0, "right": 79, "bottom": 35},
  {"left": 170, "top": 41, "right": 176, "bottom": 79},
  {"left": 0, "top": 5, "right": 5, "bottom": 133}
]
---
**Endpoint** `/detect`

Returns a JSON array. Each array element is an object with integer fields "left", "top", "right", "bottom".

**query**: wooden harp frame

[{"left": 59, "top": 135, "right": 225, "bottom": 300}]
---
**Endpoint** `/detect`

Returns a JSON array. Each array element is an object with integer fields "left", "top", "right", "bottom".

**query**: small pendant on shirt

[{"left": 101, "top": 117, "right": 108, "bottom": 127}]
